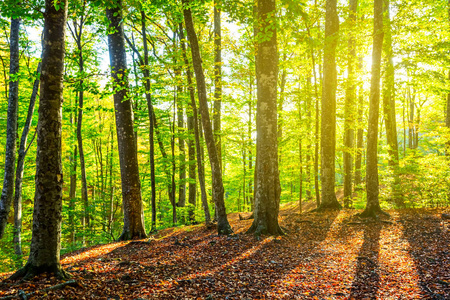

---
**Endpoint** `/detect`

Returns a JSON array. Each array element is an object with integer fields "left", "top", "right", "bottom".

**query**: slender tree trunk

[
  {"left": 447, "top": 72, "right": 450, "bottom": 150},
  {"left": 319, "top": 0, "right": 341, "bottom": 210},
  {"left": 382, "top": 0, "right": 402, "bottom": 205},
  {"left": 13, "top": 61, "right": 40, "bottom": 257},
  {"left": 305, "top": 77, "right": 312, "bottom": 200},
  {"left": 312, "top": 48, "right": 320, "bottom": 207},
  {"left": 408, "top": 87, "right": 415, "bottom": 149},
  {"left": 343, "top": 0, "right": 357, "bottom": 208},
  {"left": 108, "top": 124, "right": 115, "bottom": 235},
  {"left": 10, "top": 0, "right": 68, "bottom": 280},
  {"left": 106, "top": 0, "right": 146, "bottom": 240},
  {"left": 182, "top": 1, "right": 231, "bottom": 234},
  {"left": 177, "top": 84, "right": 186, "bottom": 209},
  {"left": 213, "top": 0, "right": 222, "bottom": 170},
  {"left": 248, "top": 76, "right": 253, "bottom": 210},
  {"left": 68, "top": 92, "right": 77, "bottom": 246},
  {"left": 171, "top": 98, "right": 177, "bottom": 225},
  {"left": 354, "top": 61, "right": 364, "bottom": 189},
  {"left": 72, "top": 22, "right": 90, "bottom": 230},
  {"left": 0, "top": 17, "right": 21, "bottom": 239},
  {"left": 247, "top": 0, "right": 283, "bottom": 236},
  {"left": 299, "top": 86, "right": 303, "bottom": 213},
  {"left": 187, "top": 104, "right": 196, "bottom": 222},
  {"left": 179, "top": 24, "right": 211, "bottom": 224},
  {"left": 242, "top": 139, "right": 246, "bottom": 211},
  {"left": 278, "top": 61, "right": 287, "bottom": 163},
  {"left": 361, "top": 0, "right": 385, "bottom": 218}
]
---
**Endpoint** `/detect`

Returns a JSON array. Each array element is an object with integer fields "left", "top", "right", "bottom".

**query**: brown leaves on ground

[{"left": 1, "top": 204, "right": 449, "bottom": 299}]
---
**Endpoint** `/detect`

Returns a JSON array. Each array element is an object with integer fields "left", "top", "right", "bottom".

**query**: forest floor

[{"left": 0, "top": 202, "right": 449, "bottom": 299}]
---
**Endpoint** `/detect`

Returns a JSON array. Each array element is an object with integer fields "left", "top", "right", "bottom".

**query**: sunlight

[{"left": 60, "top": 242, "right": 127, "bottom": 265}]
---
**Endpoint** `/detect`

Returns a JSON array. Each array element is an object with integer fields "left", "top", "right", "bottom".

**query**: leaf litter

[{"left": 0, "top": 204, "right": 448, "bottom": 299}]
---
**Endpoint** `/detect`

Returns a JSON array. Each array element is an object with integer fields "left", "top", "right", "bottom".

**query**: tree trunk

[
  {"left": 178, "top": 24, "right": 211, "bottom": 224},
  {"left": 177, "top": 85, "right": 186, "bottom": 209},
  {"left": 354, "top": 60, "right": 364, "bottom": 189},
  {"left": 278, "top": 62, "right": 287, "bottom": 163},
  {"left": 171, "top": 101, "right": 177, "bottom": 225},
  {"left": 319, "top": 0, "right": 341, "bottom": 210},
  {"left": 0, "top": 17, "right": 20, "bottom": 239},
  {"left": 360, "top": 0, "right": 385, "bottom": 218},
  {"left": 213, "top": 0, "right": 222, "bottom": 170},
  {"left": 248, "top": 76, "right": 254, "bottom": 211},
  {"left": 69, "top": 17, "right": 90, "bottom": 231},
  {"left": 299, "top": 85, "right": 303, "bottom": 213},
  {"left": 382, "top": 0, "right": 402, "bottom": 206},
  {"left": 106, "top": 0, "right": 146, "bottom": 240},
  {"left": 408, "top": 87, "right": 415, "bottom": 149},
  {"left": 343, "top": 0, "right": 357, "bottom": 208},
  {"left": 10, "top": 0, "right": 68, "bottom": 280},
  {"left": 187, "top": 104, "right": 196, "bottom": 222},
  {"left": 13, "top": 61, "right": 40, "bottom": 257},
  {"left": 447, "top": 72, "right": 450, "bottom": 151},
  {"left": 182, "top": 1, "right": 232, "bottom": 234},
  {"left": 247, "top": 0, "right": 283, "bottom": 236}
]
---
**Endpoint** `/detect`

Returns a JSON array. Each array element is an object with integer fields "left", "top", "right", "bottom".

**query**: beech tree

[
  {"left": 10, "top": 0, "right": 69, "bottom": 280},
  {"left": 361, "top": 0, "right": 385, "bottom": 218},
  {"left": 318, "top": 0, "right": 341, "bottom": 210},
  {"left": 382, "top": 0, "right": 402, "bottom": 205},
  {"left": 182, "top": 0, "right": 232, "bottom": 234},
  {"left": 247, "top": 0, "right": 283, "bottom": 236},
  {"left": 343, "top": 0, "right": 357, "bottom": 208},
  {"left": 0, "top": 11, "right": 20, "bottom": 239},
  {"left": 106, "top": 0, "right": 147, "bottom": 240}
]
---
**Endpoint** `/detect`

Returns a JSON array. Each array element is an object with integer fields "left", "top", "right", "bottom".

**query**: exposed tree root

[
  {"left": 358, "top": 206, "right": 390, "bottom": 219},
  {"left": 246, "top": 222, "right": 284, "bottom": 237},
  {"left": 217, "top": 220, "right": 233, "bottom": 235},
  {"left": 9, "top": 262, "right": 70, "bottom": 282},
  {"left": 312, "top": 200, "right": 342, "bottom": 212},
  {"left": 117, "top": 230, "right": 147, "bottom": 241}
]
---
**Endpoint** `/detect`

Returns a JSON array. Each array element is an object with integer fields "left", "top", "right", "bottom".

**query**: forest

[{"left": 0, "top": 0, "right": 449, "bottom": 298}]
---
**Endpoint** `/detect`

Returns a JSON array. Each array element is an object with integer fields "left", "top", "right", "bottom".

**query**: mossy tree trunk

[
  {"left": 247, "top": 0, "right": 283, "bottom": 236},
  {"left": 10, "top": 0, "right": 69, "bottom": 280}
]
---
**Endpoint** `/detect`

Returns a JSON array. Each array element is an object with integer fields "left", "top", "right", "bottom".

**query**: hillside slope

[{"left": 1, "top": 203, "right": 449, "bottom": 299}]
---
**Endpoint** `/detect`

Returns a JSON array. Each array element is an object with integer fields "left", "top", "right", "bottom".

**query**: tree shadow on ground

[
  {"left": 349, "top": 222, "right": 382, "bottom": 299},
  {"left": 0, "top": 205, "right": 342, "bottom": 299},
  {"left": 399, "top": 209, "right": 450, "bottom": 299}
]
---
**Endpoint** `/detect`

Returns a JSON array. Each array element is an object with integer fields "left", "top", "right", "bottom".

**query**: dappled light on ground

[{"left": 0, "top": 205, "right": 448, "bottom": 299}]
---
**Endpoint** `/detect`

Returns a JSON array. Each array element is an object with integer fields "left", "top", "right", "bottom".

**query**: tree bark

[
  {"left": 247, "top": 0, "right": 283, "bottom": 236},
  {"left": 68, "top": 15, "right": 90, "bottom": 231},
  {"left": 319, "top": 0, "right": 341, "bottom": 210},
  {"left": 177, "top": 84, "right": 186, "bottom": 208},
  {"left": 178, "top": 24, "right": 211, "bottom": 224},
  {"left": 343, "top": 0, "right": 357, "bottom": 208},
  {"left": 106, "top": 0, "right": 146, "bottom": 240},
  {"left": 10, "top": 0, "right": 68, "bottom": 280},
  {"left": 360, "top": 0, "right": 385, "bottom": 218},
  {"left": 182, "top": 1, "right": 232, "bottom": 234},
  {"left": 354, "top": 60, "right": 364, "bottom": 189},
  {"left": 0, "top": 17, "right": 21, "bottom": 239},
  {"left": 382, "top": 0, "right": 402, "bottom": 206},
  {"left": 213, "top": 0, "right": 222, "bottom": 170},
  {"left": 140, "top": 11, "right": 157, "bottom": 232}
]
